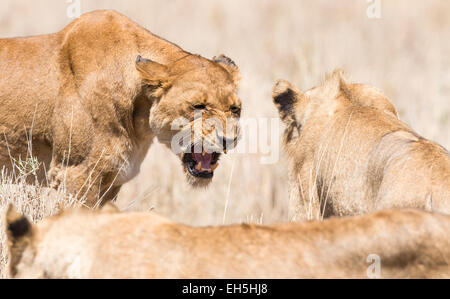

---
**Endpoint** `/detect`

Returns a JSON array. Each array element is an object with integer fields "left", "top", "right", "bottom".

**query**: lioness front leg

[
  {"left": 50, "top": 94, "right": 127, "bottom": 208},
  {"left": 48, "top": 160, "right": 122, "bottom": 208}
]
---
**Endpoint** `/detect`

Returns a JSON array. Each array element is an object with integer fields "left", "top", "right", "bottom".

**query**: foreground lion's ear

[
  {"left": 136, "top": 55, "right": 174, "bottom": 97},
  {"left": 272, "top": 79, "right": 302, "bottom": 123},
  {"left": 4, "top": 204, "right": 35, "bottom": 278},
  {"left": 213, "top": 54, "right": 241, "bottom": 87},
  {"left": 4, "top": 204, "right": 34, "bottom": 245}
]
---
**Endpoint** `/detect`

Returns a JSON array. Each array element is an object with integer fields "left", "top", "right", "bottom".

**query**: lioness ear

[
  {"left": 5, "top": 204, "right": 33, "bottom": 243},
  {"left": 4, "top": 204, "right": 35, "bottom": 278},
  {"left": 342, "top": 83, "right": 399, "bottom": 118},
  {"left": 272, "top": 79, "right": 302, "bottom": 124},
  {"left": 136, "top": 55, "right": 174, "bottom": 96},
  {"left": 213, "top": 54, "right": 241, "bottom": 87}
]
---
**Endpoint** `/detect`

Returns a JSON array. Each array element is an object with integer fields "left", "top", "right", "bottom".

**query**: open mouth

[{"left": 183, "top": 145, "right": 221, "bottom": 179}]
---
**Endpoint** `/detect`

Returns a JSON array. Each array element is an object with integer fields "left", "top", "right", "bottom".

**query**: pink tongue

[{"left": 193, "top": 153, "right": 213, "bottom": 169}]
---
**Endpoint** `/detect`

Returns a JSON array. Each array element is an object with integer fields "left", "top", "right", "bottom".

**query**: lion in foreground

[
  {"left": 0, "top": 10, "right": 241, "bottom": 207},
  {"left": 3, "top": 204, "right": 449, "bottom": 279},
  {"left": 272, "top": 71, "right": 450, "bottom": 221}
]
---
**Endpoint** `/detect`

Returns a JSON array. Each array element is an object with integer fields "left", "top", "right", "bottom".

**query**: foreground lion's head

[{"left": 136, "top": 54, "right": 242, "bottom": 187}]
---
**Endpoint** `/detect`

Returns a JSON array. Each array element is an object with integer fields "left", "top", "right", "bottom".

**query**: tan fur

[
  {"left": 3, "top": 205, "right": 449, "bottom": 278},
  {"left": 272, "top": 71, "right": 450, "bottom": 221},
  {"left": 0, "top": 10, "right": 241, "bottom": 207}
]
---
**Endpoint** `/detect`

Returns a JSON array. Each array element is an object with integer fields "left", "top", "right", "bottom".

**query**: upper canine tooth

[
  {"left": 202, "top": 150, "right": 206, "bottom": 156},
  {"left": 196, "top": 162, "right": 202, "bottom": 172}
]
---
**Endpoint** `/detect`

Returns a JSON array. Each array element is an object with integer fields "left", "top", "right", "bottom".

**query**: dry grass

[
  {"left": 1, "top": 0, "right": 449, "bottom": 278},
  {"left": 0, "top": 160, "right": 83, "bottom": 278}
]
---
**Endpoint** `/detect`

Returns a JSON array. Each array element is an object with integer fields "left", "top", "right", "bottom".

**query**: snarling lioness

[
  {"left": 4, "top": 204, "right": 450, "bottom": 278},
  {"left": 272, "top": 71, "right": 450, "bottom": 221},
  {"left": 0, "top": 10, "right": 241, "bottom": 207}
]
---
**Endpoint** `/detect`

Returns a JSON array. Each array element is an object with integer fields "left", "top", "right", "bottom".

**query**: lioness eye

[
  {"left": 193, "top": 104, "right": 207, "bottom": 110},
  {"left": 230, "top": 106, "right": 241, "bottom": 116}
]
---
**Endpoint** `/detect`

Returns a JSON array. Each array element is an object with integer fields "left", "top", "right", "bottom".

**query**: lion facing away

[
  {"left": 0, "top": 10, "right": 241, "bottom": 208},
  {"left": 272, "top": 71, "right": 450, "bottom": 221},
  {"left": 3, "top": 204, "right": 449, "bottom": 279}
]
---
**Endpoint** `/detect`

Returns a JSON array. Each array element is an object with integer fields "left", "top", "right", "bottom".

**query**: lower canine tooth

[
  {"left": 211, "top": 164, "right": 219, "bottom": 171},
  {"left": 195, "top": 162, "right": 202, "bottom": 172}
]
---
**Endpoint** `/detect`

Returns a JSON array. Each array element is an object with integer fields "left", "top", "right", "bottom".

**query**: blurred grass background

[{"left": 0, "top": 0, "right": 449, "bottom": 227}]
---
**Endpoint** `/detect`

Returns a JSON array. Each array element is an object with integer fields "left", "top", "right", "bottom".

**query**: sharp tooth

[
  {"left": 211, "top": 163, "right": 219, "bottom": 171},
  {"left": 196, "top": 162, "right": 202, "bottom": 172}
]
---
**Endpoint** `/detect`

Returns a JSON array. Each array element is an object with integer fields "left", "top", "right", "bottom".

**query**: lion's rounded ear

[
  {"left": 136, "top": 55, "right": 174, "bottom": 96},
  {"left": 272, "top": 79, "right": 302, "bottom": 123},
  {"left": 4, "top": 204, "right": 33, "bottom": 242},
  {"left": 213, "top": 54, "right": 241, "bottom": 87}
]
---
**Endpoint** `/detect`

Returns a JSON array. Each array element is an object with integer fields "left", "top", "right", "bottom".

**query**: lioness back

[
  {"left": 4, "top": 205, "right": 450, "bottom": 278},
  {"left": 272, "top": 71, "right": 450, "bottom": 220}
]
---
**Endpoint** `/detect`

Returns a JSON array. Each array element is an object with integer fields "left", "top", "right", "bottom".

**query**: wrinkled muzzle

[{"left": 178, "top": 116, "right": 241, "bottom": 180}]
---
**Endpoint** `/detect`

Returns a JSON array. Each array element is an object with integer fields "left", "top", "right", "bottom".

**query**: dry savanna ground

[{"left": 1, "top": 0, "right": 449, "bottom": 278}]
